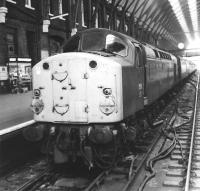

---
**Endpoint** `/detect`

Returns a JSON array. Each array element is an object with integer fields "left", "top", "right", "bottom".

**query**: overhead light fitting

[{"left": 168, "top": 0, "right": 192, "bottom": 42}]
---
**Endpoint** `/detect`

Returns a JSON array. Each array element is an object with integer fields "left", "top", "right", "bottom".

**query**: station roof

[{"left": 116, "top": 0, "right": 199, "bottom": 50}]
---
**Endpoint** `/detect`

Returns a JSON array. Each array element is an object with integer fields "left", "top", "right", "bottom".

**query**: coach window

[
  {"left": 105, "top": 34, "right": 128, "bottom": 57},
  {"left": 63, "top": 35, "right": 80, "bottom": 52},
  {"left": 153, "top": 49, "right": 159, "bottom": 58}
]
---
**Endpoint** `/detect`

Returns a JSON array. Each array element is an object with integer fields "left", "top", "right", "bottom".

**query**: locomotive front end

[
  {"left": 30, "top": 52, "right": 124, "bottom": 167},
  {"left": 27, "top": 28, "right": 137, "bottom": 168},
  {"left": 31, "top": 53, "right": 123, "bottom": 123}
]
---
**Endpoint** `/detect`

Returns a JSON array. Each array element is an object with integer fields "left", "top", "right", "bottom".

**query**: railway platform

[{"left": 0, "top": 91, "right": 33, "bottom": 130}]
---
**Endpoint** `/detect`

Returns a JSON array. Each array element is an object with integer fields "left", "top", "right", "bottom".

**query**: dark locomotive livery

[{"left": 29, "top": 28, "right": 196, "bottom": 168}]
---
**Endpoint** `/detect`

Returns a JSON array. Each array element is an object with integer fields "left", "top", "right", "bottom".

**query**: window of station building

[
  {"left": 50, "top": 38, "right": 62, "bottom": 56},
  {"left": 25, "top": 0, "right": 35, "bottom": 10},
  {"left": 7, "top": 33, "right": 17, "bottom": 57}
]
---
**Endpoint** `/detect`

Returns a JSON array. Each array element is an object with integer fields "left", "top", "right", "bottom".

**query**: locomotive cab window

[
  {"left": 105, "top": 34, "right": 127, "bottom": 57},
  {"left": 63, "top": 35, "right": 80, "bottom": 52},
  {"left": 81, "top": 32, "right": 128, "bottom": 57},
  {"left": 82, "top": 32, "right": 105, "bottom": 51}
]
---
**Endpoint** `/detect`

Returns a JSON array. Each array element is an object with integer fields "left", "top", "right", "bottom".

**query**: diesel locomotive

[{"left": 29, "top": 28, "right": 196, "bottom": 168}]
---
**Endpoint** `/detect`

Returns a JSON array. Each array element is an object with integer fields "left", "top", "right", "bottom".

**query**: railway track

[
  {"left": 83, "top": 102, "right": 179, "bottom": 191},
  {"left": 136, "top": 73, "right": 200, "bottom": 191},
  {"left": 162, "top": 73, "right": 200, "bottom": 191},
  {"left": 1, "top": 131, "right": 161, "bottom": 191},
  {"left": 15, "top": 168, "right": 53, "bottom": 191},
  {"left": 0, "top": 94, "right": 174, "bottom": 191},
  {"left": 1, "top": 75, "right": 197, "bottom": 191},
  {"left": 84, "top": 134, "right": 161, "bottom": 191},
  {"left": 184, "top": 74, "right": 200, "bottom": 190},
  {"left": 0, "top": 120, "right": 40, "bottom": 177}
]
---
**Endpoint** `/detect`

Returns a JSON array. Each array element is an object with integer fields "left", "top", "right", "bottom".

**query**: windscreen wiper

[{"left": 100, "top": 48, "right": 117, "bottom": 56}]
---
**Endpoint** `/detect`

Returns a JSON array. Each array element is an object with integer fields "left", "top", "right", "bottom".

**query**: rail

[
  {"left": 184, "top": 73, "right": 200, "bottom": 191},
  {"left": 0, "top": 120, "right": 35, "bottom": 136}
]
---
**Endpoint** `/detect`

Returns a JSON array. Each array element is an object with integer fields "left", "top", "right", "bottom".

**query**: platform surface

[{"left": 0, "top": 92, "right": 33, "bottom": 130}]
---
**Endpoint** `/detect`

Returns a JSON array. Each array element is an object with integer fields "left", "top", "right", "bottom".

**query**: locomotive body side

[
  {"left": 142, "top": 45, "right": 177, "bottom": 105},
  {"left": 121, "top": 41, "right": 145, "bottom": 118}
]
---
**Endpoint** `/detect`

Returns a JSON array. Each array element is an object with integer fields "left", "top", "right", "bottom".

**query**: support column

[
  {"left": 0, "top": 0, "right": 7, "bottom": 165},
  {"left": 40, "top": 0, "right": 50, "bottom": 60},
  {"left": 0, "top": 0, "right": 8, "bottom": 66},
  {"left": 65, "top": 0, "right": 72, "bottom": 38}
]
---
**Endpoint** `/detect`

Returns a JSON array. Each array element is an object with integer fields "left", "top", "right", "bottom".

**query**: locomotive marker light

[
  {"left": 103, "top": 88, "right": 112, "bottom": 95},
  {"left": 31, "top": 98, "right": 44, "bottom": 115},
  {"left": 33, "top": 89, "right": 41, "bottom": 97},
  {"left": 89, "top": 60, "right": 97, "bottom": 69},
  {"left": 43, "top": 62, "right": 49, "bottom": 70},
  {"left": 99, "top": 96, "right": 116, "bottom": 115}
]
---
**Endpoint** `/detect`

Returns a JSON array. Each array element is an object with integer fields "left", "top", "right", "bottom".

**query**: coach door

[{"left": 134, "top": 43, "right": 146, "bottom": 110}]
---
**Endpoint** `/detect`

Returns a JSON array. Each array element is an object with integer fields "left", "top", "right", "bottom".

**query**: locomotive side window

[
  {"left": 135, "top": 47, "right": 143, "bottom": 67},
  {"left": 105, "top": 34, "right": 127, "bottom": 56},
  {"left": 63, "top": 35, "right": 80, "bottom": 52}
]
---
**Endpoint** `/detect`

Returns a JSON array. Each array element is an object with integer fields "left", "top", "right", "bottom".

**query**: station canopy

[{"left": 116, "top": 0, "right": 200, "bottom": 50}]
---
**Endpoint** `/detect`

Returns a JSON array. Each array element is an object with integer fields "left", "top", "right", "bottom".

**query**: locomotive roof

[
  {"left": 77, "top": 28, "right": 173, "bottom": 58},
  {"left": 77, "top": 28, "right": 140, "bottom": 44}
]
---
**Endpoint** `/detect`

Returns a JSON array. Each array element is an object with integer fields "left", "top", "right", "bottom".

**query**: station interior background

[
  {"left": 1, "top": 0, "right": 200, "bottom": 92},
  {"left": 0, "top": 0, "right": 199, "bottom": 134}
]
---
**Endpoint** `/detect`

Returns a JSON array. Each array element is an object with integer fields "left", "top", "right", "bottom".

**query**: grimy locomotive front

[{"left": 28, "top": 28, "right": 195, "bottom": 168}]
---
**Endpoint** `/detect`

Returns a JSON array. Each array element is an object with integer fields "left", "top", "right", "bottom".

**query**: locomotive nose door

[{"left": 51, "top": 57, "right": 88, "bottom": 122}]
